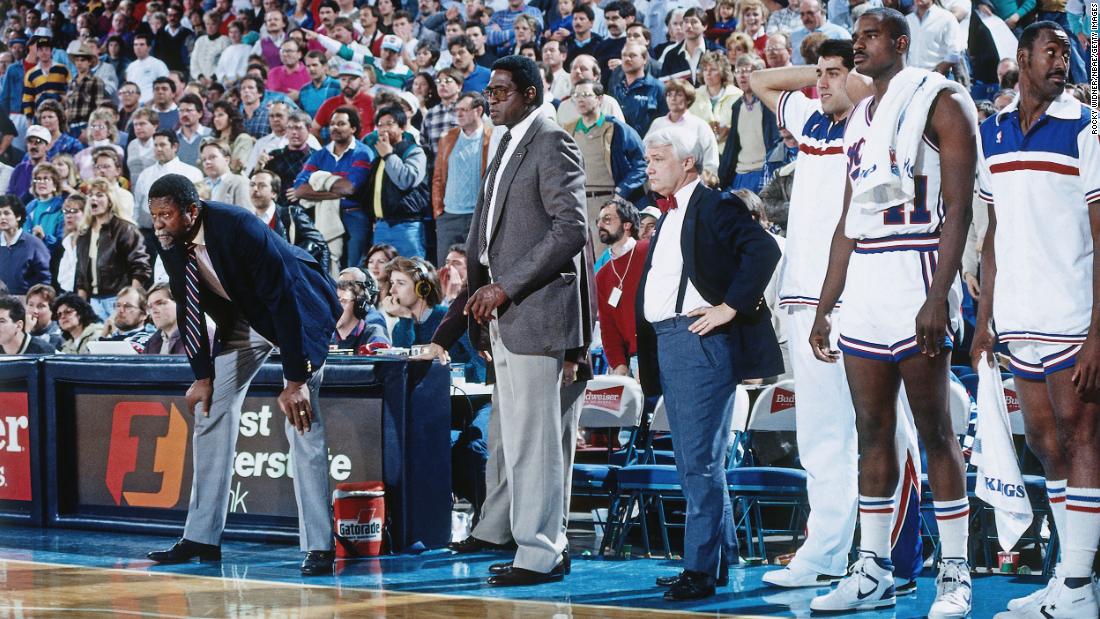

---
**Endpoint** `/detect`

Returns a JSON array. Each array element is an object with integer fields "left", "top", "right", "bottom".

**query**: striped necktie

[
  {"left": 183, "top": 245, "right": 211, "bottom": 366},
  {"left": 480, "top": 129, "right": 512, "bottom": 255}
]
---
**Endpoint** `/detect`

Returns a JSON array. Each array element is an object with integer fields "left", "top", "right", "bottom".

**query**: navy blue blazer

[
  {"left": 635, "top": 183, "right": 784, "bottom": 397},
  {"left": 161, "top": 200, "right": 340, "bottom": 383}
]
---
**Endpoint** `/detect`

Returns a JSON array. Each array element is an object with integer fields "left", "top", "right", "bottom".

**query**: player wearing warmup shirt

[
  {"left": 750, "top": 39, "right": 925, "bottom": 594},
  {"left": 809, "top": 9, "right": 977, "bottom": 617},
  {"left": 974, "top": 22, "right": 1100, "bottom": 619}
]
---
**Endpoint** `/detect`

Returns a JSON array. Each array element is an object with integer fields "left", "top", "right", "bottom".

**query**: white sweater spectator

[{"left": 190, "top": 34, "right": 231, "bottom": 82}]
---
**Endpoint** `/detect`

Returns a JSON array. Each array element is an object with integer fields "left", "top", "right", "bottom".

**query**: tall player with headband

[{"left": 808, "top": 8, "right": 977, "bottom": 617}]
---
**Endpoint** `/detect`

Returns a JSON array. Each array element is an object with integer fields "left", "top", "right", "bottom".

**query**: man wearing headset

[{"left": 332, "top": 279, "right": 390, "bottom": 351}]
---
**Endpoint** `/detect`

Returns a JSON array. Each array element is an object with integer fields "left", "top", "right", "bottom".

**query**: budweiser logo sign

[
  {"left": 584, "top": 386, "right": 624, "bottom": 413},
  {"left": 1004, "top": 390, "right": 1020, "bottom": 413},
  {"left": 771, "top": 388, "right": 796, "bottom": 413}
]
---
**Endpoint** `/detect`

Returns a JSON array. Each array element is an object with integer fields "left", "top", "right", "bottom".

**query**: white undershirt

[{"left": 643, "top": 179, "right": 713, "bottom": 323}]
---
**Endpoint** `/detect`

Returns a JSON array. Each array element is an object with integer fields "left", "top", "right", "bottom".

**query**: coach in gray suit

[{"left": 463, "top": 55, "right": 590, "bottom": 587}]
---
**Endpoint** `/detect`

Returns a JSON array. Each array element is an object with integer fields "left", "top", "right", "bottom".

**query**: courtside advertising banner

[
  {"left": 71, "top": 395, "right": 382, "bottom": 518},
  {"left": 0, "top": 392, "right": 31, "bottom": 502}
]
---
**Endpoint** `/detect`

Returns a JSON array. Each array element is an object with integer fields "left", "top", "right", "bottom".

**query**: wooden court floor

[{"left": 0, "top": 558, "right": 764, "bottom": 618}]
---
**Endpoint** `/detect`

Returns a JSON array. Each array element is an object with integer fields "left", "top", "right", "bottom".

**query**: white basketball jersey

[{"left": 843, "top": 96, "right": 945, "bottom": 240}]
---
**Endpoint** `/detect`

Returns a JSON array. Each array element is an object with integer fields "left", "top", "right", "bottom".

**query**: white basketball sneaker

[
  {"left": 809, "top": 553, "right": 896, "bottom": 613},
  {"left": 994, "top": 577, "right": 1099, "bottom": 618},
  {"left": 928, "top": 559, "right": 972, "bottom": 619},
  {"left": 1006, "top": 567, "right": 1061, "bottom": 611},
  {"left": 762, "top": 564, "right": 845, "bottom": 588}
]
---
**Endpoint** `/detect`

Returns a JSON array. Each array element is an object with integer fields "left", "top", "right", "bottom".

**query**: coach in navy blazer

[
  {"left": 159, "top": 200, "right": 340, "bottom": 382},
  {"left": 145, "top": 175, "right": 341, "bottom": 576},
  {"left": 635, "top": 127, "right": 782, "bottom": 601},
  {"left": 635, "top": 169, "right": 783, "bottom": 399}
]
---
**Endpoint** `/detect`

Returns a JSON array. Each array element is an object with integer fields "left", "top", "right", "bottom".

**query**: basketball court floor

[{"left": 0, "top": 526, "right": 1044, "bottom": 618}]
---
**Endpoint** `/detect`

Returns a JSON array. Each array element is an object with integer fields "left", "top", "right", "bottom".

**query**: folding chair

[
  {"left": 727, "top": 380, "right": 810, "bottom": 560},
  {"left": 601, "top": 386, "right": 751, "bottom": 558},
  {"left": 570, "top": 375, "right": 645, "bottom": 536}
]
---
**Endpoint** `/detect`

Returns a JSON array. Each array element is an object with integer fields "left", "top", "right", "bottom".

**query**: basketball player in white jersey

[
  {"left": 974, "top": 22, "right": 1100, "bottom": 618},
  {"left": 808, "top": 8, "right": 977, "bottom": 617},
  {"left": 750, "top": 39, "right": 919, "bottom": 592}
]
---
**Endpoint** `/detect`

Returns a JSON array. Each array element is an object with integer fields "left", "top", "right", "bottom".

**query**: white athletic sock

[
  {"left": 1046, "top": 479, "right": 1067, "bottom": 565},
  {"left": 933, "top": 497, "right": 970, "bottom": 560},
  {"left": 1063, "top": 487, "right": 1100, "bottom": 578},
  {"left": 858, "top": 495, "right": 895, "bottom": 559}
]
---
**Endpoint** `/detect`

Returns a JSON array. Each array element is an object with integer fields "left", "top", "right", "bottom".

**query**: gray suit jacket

[
  {"left": 210, "top": 173, "right": 253, "bottom": 210},
  {"left": 466, "top": 112, "right": 590, "bottom": 356}
]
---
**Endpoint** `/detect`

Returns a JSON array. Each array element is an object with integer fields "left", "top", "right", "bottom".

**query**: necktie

[
  {"left": 657, "top": 195, "right": 678, "bottom": 213},
  {"left": 183, "top": 245, "right": 212, "bottom": 368},
  {"left": 480, "top": 129, "right": 512, "bottom": 255}
]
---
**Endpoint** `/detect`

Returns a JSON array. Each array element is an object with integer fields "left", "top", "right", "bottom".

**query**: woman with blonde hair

[
  {"left": 75, "top": 110, "right": 124, "bottom": 180},
  {"left": 689, "top": 51, "right": 743, "bottom": 154},
  {"left": 51, "top": 153, "right": 80, "bottom": 196},
  {"left": 74, "top": 177, "right": 151, "bottom": 320},
  {"left": 725, "top": 32, "right": 755, "bottom": 67},
  {"left": 737, "top": 0, "right": 770, "bottom": 57}
]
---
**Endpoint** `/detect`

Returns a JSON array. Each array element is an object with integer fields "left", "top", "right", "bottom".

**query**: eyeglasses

[
  {"left": 119, "top": 89, "right": 139, "bottom": 96},
  {"left": 572, "top": 92, "right": 598, "bottom": 99},
  {"left": 113, "top": 302, "right": 141, "bottom": 312},
  {"left": 33, "top": 177, "right": 53, "bottom": 183},
  {"left": 482, "top": 86, "right": 517, "bottom": 102},
  {"left": 62, "top": 208, "right": 82, "bottom": 214},
  {"left": 437, "top": 77, "right": 458, "bottom": 86},
  {"left": 454, "top": 105, "right": 476, "bottom": 113},
  {"left": 56, "top": 308, "right": 76, "bottom": 318}
]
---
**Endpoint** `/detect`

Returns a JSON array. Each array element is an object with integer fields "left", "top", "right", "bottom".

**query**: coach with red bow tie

[{"left": 635, "top": 126, "right": 784, "bottom": 601}]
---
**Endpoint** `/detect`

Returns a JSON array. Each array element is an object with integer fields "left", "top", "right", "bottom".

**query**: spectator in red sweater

[{"left": 594, "top": 197, "right": 648, "bottom": 377}]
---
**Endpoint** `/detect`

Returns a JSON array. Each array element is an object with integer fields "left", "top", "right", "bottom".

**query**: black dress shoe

[
  {"left": 300, "top": 550, "right": 336, "bottom": 576},
  {"left": 490, "top": 550, "right": 571, "bottom": 575},
  {"left": 147, "top": 538, "right": 221, "bottom": 564},
  {"left": 447, "top": 536, "right": 513, "bottom": 553},
  {"left": 656, "top": 562, "right": 729, "bottom": 587},
  {"left": 664, "top": 570, "right": 716, "bottom": 601},
  {"left": 486, "top": 560, "right": 567, "bottom": 587}
]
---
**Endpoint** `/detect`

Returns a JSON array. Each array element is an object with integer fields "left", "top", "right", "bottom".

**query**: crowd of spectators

[{"left": 0, "top": 0, "right": 1092, "bottom": 366}]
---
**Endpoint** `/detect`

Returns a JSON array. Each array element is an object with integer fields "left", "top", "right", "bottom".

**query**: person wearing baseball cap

[
  {"left": 64, "top": 40, "right": 108, "bottom": 135},
  {"left": 21, "top": 27, "right": 69, "bottom": 118},
  {"left": 362, "top": 34, "right": 413, "bottom": 90},
  {"left": 7, "top": 125, "right": 52, "bottom": 201},
  {"left": 638, "top": 205, "right": 661, "bottom": 240},
  {"left": 310, "top": 62, "right": 376, "bottom": 140}
]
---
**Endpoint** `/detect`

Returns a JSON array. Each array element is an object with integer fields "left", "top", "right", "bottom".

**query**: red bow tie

[{"left": 656, "top": 196, "right": 678, "bottom": 213}]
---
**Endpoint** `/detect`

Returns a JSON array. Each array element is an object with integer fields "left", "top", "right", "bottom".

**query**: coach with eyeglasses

[{"left": 459, "top": 55, "right": 591, "bottom": 587}]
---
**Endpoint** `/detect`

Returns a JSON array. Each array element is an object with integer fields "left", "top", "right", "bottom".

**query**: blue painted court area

[{"left": 0, "top": 527, "right": 1044, "bottom": 618}]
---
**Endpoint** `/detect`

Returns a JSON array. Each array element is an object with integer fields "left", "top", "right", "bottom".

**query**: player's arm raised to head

[
  {"left": 926, "top": 90, "right": 977, "bottom": 302},
  {"left": 749, "top": 65, "right": 818, "bottom": 114},
  {"left": 844, "top": 70, "right": 873, "bottom": 106}
]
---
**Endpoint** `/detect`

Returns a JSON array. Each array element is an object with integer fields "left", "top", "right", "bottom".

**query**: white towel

[
  {"left": 972, "top": 353, "right": 1033, "bottom": 552},
  {"left": 299, "top": 171, "right": 346, "bottom": 242},
  {"left": 851, "top": 68, "right": 972, "bottom": 214}
]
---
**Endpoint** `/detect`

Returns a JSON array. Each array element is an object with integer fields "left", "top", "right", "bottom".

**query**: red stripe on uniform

[
  {"left": 860, "top": 508, "right": 894, "bottom": 514},
  {"left": 798, "top": 143, "right": 843, "bottom": 156},
  {"left": 936, "top": 510, "right": 970, "bottom": 520},
  {"left": 1067, "top": 505, "right": 1100, "bottom": 513},
  {"left": 989, "top": 161, "right": 1080, "bottom": 176}
]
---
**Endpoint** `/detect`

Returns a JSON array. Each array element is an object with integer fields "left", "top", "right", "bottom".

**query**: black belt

[{"left": 585, "top": 190, "right": 614, "bottom": 198}]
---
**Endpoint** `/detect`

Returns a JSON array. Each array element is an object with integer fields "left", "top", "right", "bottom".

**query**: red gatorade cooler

[{"left": 333, "top": 482, "right": 386, "bottom": 558}]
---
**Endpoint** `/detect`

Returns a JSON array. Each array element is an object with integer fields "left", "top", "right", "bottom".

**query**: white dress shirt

[
  {"left": 190, "top": 223, "right": 231, "bottom": 301},
  {"left": 480, "top": 107, "right": 542, "bottom": 267},
  {"left": 643, "top": 179, "right": 713, "bottom": 323},
  {"left": 905, "top": 4, "right": 962, "bottom": 70}
]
